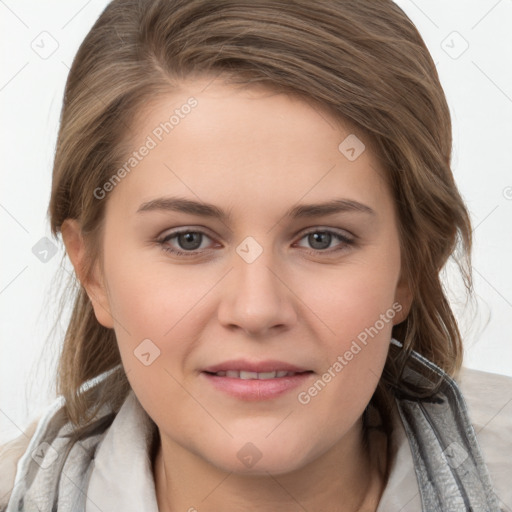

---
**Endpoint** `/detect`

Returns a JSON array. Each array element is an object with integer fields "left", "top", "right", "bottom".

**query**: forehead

[{"left": 106, "top": 78, "right": 392, "bottom": 220}]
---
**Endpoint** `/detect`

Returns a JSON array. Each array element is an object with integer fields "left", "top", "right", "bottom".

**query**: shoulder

[
  {"left": 0, "top": 395, "right": 66, "bottom": 510},
  {"left": 0, "top": 419, "right": 39, "bottom": 509},
  {"left": 456, "top": 366, "right": 512, "bottom": 432},
  {"left": 456, "top": 366, "right": 512, "bottom": 510}
]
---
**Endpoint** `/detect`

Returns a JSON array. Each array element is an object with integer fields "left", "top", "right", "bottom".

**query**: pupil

[
  {"left": 179, "top": 232, "right": 201, "bottom": 250},
  {"left": 309, "top": 232, "right": 330, "bottom": 250}
]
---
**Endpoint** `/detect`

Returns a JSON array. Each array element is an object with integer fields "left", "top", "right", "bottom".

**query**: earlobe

[
  {"left": 393, "top": 274, "right": 413, "bottom": 326},
  {"left": 60, "top": 219, "right": 114, "bottom": 329}
]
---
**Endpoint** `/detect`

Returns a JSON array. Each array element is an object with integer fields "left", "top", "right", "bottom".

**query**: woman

[{"left": 1, "top": 0, "right": 511, "bottom": 511}]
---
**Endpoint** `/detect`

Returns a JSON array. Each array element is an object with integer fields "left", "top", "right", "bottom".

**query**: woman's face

[{"left": 80, "top": 77, "right": 410, "bottom": 474}]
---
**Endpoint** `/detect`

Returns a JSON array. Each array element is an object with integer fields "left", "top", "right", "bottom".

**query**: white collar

[
  {"left": 85, "top": 391, "right": 159, "bottom": 512},
  {"left": 376, "top": 405, "right": 421, "bottom": 511}
]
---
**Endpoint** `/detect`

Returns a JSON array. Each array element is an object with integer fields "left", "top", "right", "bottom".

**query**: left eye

[
  {"left": 157, "top": 228, "right": 354, "bottom": 257},
  {"left": 158, "top": 230, "right": 214, "bottom": 255},
  {"left": 294, "top": 229, "right": 354, "bottom": 253}
]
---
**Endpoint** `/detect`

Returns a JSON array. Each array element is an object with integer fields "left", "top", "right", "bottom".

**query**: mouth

[
  {"left": 204, "top": 370, "right": 312, "bottom": 379},
  {"left": 201, "top": 360, "right": 314, "bottom": 401}
]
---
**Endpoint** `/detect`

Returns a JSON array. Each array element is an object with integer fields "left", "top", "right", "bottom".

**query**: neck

[{"left": 153, "top": 419, "right": 387, "bottom": 512}]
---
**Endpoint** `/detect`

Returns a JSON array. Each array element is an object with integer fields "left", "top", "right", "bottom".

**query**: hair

[{"left": 46, "top": 0, "right": 472, "bottom": 468}]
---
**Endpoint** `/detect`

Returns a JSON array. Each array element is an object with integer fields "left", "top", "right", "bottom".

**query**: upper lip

[{"left": 202, "top": 359, "right": 312, "bottom": 373}]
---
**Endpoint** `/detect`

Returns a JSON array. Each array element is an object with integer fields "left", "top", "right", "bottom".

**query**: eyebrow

[{"left": 136, "top": 196, "right": 376, "bottom": 221}]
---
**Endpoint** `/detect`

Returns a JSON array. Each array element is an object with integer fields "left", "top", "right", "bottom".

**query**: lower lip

[{"left": 201, "top": 372, "right": 314, "bottom": 401}]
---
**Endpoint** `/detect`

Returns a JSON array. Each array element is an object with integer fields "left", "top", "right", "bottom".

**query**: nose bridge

[
  {"left": 236, "top": 235, "right": 279, "bottom": 296},
  {"left": 218, "top": 235, "right": 296, "bottom": 334}
]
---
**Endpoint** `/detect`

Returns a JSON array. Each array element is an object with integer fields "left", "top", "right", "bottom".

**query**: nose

[{"left": 217, "top": 241, "right": 297, "bottom": 337}]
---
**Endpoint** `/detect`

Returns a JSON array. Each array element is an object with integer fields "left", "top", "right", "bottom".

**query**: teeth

[
  {"left": 240, "top": 371, "right": 259, "bottom": 380},
  {"left": 213, "top": 370, "right": 298, "bottom": 379},
  {"left": 258, "top": 371, "right": 277, "bottom": 379}
]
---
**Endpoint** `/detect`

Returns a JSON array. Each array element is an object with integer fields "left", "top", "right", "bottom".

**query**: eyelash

[{"left": 157, "top": 228, "right": 355, "bottom": 258}]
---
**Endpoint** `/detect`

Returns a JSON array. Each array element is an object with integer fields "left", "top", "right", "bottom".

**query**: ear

[
  {"left": 392, "top": 270, "right": 413, "bottom": 325},
  {"left": 61, "top": 219, "right": 114, "bottom": 329}
]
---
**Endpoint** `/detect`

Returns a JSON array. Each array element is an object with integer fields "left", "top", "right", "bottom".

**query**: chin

[{"left": 201, "top": 436, "right": 315, "bottom": 476}]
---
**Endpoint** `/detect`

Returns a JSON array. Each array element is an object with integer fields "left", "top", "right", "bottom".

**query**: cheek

[
  {"left": 297, "top": 252, "right": 400, "bottom": 404},
  {"left": 103, "top": 248, "right": 204, "bottom": 337},
  {"left": 293, "top": 296, "right": 394, "bottom": 451},
  {"left": 102, "top": 249, "right": 216, "bottom": 397},
  {"left": 103, "top": 258, "right": 203, "bottom": 419},
  {"left": 307, "top": 254, "right": 400, "bottom": 343},
  {"left": 316, "top": 283, "right": 395, "bottom": 379}
]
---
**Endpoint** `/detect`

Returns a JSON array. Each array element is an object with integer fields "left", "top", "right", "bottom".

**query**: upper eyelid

[{"left": 159, "top": 227, "right": 215, "bottom": 241}]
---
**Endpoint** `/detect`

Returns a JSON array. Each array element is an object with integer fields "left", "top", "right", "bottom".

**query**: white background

[{"left": 1, "top": 0, "right": 511, "bottom": 444}]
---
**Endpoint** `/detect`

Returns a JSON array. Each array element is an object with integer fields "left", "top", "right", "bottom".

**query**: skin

[{"left": 63, "top": 76, "right": 412, "bottom": 511}]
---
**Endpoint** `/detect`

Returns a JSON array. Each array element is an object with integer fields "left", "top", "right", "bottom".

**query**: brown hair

[{"left": 47, "top": 0, "right": 472, "bottom": 445}]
